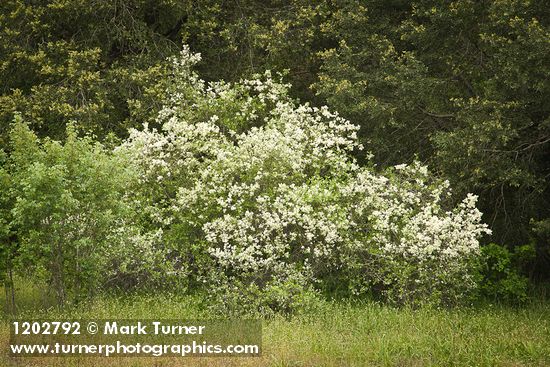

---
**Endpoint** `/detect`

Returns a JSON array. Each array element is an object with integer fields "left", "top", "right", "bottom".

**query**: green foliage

[
  {"left": 205, "top": 271, "right": 318, "bottom": 317},
  {"left": 531, "top": 218, "right": 550, "bottom": 280},
  {"left": 6, "top": 119, "right": 139, "bottom": 303},
  {"left": 165, "top": 0, "right": 550, "bottom": 278},
  {"left": 0, "top": 0, "right": 189, "bottom": 142},
  {"left": 480, "top": 243, "right": 534, "bottom": 303},
  {"left": 0, "top": 156, "right": 12, "bottom": 284},
  {"left": 1, "top": 0, "right": 549, "bottom": 308},
  {"left": 121, "top": 49, "right": 490, "bottom": 310}
]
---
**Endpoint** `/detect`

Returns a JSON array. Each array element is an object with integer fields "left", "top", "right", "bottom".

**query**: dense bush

[
  {"left": 122, "top": 48, "right": 491, "bottom": 310},
  {"left": 3, "top": 117, "right": 172, "bottom": 303},
  {"left": 480, "top": 243, "right": 535, "bottom": 303},
  {"left": 186, "top": 1, "right": 550, "bottom": 272}
]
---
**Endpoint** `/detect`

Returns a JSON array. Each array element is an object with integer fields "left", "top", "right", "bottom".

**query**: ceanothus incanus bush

[{"left": 122, "top": 46, "right": 491, "bottom": 309}]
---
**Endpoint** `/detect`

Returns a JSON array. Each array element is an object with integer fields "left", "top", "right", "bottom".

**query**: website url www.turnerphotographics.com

[{"left": 9, "top": 319, "right": 261, "bottom": 357}]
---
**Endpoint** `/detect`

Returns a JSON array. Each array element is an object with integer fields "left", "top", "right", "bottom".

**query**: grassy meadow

[{"left": 1, "top": 280, "right": 549, "bottom": 367}]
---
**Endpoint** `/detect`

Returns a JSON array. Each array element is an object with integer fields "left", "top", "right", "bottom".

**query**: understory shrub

[{"left": 480, "top": 243, "right": 534, "bottom": 303}]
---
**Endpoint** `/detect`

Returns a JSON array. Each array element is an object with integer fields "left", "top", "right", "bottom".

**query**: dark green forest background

[{"left": 1, "top": 0, "right": 548, "bottom": 282}]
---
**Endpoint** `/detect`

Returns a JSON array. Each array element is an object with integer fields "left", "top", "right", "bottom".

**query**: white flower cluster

[
  {"left": 174, "top": 99, "right": 361, "bottom": 276},
  {"left": 122, "top": 47, "right": 491, "bottom": 304},
  {"left": 345, "top": 163, "right": 491, "bottom": 261}
]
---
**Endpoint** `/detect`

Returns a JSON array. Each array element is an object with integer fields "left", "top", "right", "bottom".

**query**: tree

[{"left": 0, "top": 0, "right": 189, "bottom": 142}]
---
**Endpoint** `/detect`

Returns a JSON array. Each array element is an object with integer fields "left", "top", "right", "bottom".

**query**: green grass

[{"left": 1, "top": 280, "right": 549, "bottom": 366}]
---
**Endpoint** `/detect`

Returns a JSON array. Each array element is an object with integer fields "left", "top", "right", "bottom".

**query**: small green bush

[
  {"left": 6, "top": 119, "right": 170, "bottom": 304},
  {"left": 480, "top": 243, "right": 534, "bottom": 303}
]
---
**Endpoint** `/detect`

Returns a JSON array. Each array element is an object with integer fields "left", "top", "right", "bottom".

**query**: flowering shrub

[
  {"left": 123, "top": 47, "right": 491, "bottom": 309},
  {"left": 343, "top": 164, "right": 491, "bottom": 305}
]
